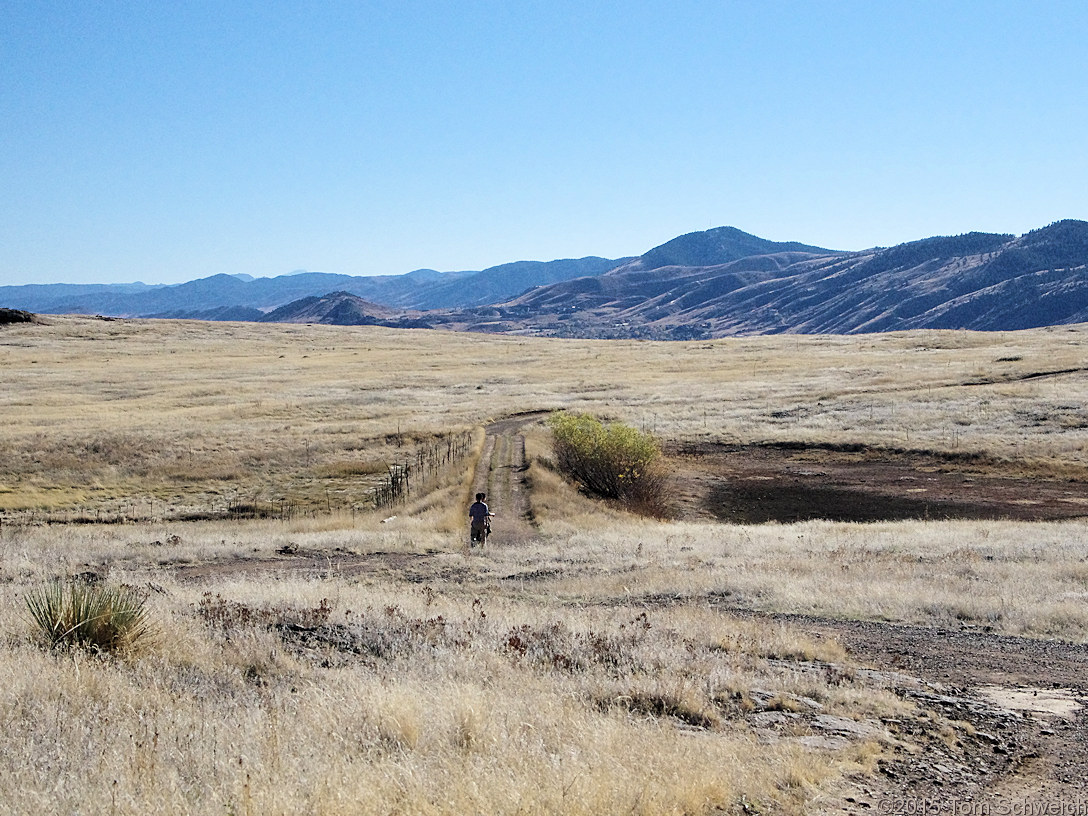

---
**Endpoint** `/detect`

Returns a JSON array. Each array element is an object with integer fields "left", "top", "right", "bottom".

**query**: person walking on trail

[{"left": 469, "top": 492, "right": 492, "bottom": 546}]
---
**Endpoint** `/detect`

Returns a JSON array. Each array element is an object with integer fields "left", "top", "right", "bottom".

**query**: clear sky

[{"left": 2, "top": 1, "right": 1087, "bottom": 286}]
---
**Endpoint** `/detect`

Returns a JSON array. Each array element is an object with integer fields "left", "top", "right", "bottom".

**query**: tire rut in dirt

[{"left": 471, "top": 417, "right": 538, "bottom": 544}]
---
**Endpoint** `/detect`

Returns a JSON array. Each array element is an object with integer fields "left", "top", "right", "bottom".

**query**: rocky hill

[
  {"left": 0, "top": 308, "right": 36, "bottom": 325},
  {"left": 257, "top": 291, "right": 431, "bottom": 329},
  {"left": 494, "top": 221, "right": 1088, "bottom": 338}
]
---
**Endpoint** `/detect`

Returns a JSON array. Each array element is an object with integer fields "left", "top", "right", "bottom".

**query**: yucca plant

[{"left": 25, "top": 580, "right": 152, "bottom": 653}]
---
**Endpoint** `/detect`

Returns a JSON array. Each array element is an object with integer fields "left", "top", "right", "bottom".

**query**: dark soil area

[
  {"left": 668, "top": 441, "right": 1088, "bottom": 524},
  {"left": 0, "top": 308, "right": 36, "bottom": 325}
]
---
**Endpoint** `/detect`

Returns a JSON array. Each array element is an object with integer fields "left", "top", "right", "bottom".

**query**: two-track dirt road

[{"left": 467, "top": 414, "right": 539, "bottom": 546}]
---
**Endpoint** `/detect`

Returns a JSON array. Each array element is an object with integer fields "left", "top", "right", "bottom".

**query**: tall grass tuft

[
  {"left": 25, "top": 580, "right": 152, "bottom": 654},
  {"left": 548, "top": 411, "right": 669, "bottom": 516}
]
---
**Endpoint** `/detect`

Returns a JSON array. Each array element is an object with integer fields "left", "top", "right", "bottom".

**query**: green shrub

[
  {"left": 547, "top": 411, "right": 668, "bottom": 514},
  {"left": 25, "top": 580, "right": 152, "bottom": 654}
]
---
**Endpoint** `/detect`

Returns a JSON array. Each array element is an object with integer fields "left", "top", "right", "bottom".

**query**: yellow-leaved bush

[{"left": 547, "top": 411, "right": 669, "bottom": 516}]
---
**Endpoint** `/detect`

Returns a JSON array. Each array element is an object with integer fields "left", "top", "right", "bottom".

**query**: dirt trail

[{"left": 469, "top": 414, "right": 539, "bottom": 544}]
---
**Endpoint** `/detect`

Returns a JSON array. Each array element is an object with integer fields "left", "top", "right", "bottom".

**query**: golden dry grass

[
  {"left": 2, "top": 315, "right": 1088, "bottom": 813},
  {"left": 0, "top": 521, "right": 893, "bottom": 815},
  {"left": 516, "top": 428, "right": 1088, "bottom": 641}
]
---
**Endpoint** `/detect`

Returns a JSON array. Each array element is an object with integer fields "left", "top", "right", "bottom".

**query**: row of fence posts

[
  {"left": 371, "top": 430, "right": 474, "bottom": 511},
  {"left": 0, "top": 430, "right": 476, "bottom": 527}
]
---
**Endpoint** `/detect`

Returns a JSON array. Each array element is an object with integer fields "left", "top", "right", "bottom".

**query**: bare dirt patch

[
  {"left": 790, "top": 615, "right": 1088, "bottom": 809},
  {"left": 977, "top": 686, "right": 1081, "bottom": 720},
  {"left": 668, "top": 441, "right": 1088, "bottom": 524}
]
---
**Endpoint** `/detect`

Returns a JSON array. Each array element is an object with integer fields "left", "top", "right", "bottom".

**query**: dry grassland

[
  {"left": 3, "top": 316, "right": 1088, "bottom": 517},
  {"left": 0, "top": 518, "right": 895, "bottom": 815},
  {"left": 1, "top": 316, "right": 1088, "bottom": 813}
]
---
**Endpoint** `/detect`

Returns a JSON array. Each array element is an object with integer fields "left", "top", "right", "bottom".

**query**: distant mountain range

[
  {"left": 0, "top": 256, "right": 623, "bottom": 319},
  {"left": 4, "top": 221, "right": 1088, "bottom": 338}
]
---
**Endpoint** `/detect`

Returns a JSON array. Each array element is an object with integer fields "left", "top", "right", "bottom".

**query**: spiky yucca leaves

[{"left": 25, "top": 580, "right": 152, "bottom": 653}]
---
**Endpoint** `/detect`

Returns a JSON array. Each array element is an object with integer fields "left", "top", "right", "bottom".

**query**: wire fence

[
  {"left": 370, "top": 430, "right": 474, "bottom": 510},
  {"left": 0, "top": 430, "right": 476, "bottom": 528}
]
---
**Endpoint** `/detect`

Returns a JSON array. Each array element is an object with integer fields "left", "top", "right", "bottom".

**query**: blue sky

[{"left": 2, "top": 1, "right": 1086, "bottom": 286}]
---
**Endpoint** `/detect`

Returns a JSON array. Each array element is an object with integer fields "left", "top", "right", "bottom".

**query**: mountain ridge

[
  {"left": 496, "top": 220, "right": 1088, "bottom": 338},
  {"left": 4, "top": 221, "right": 1088, "bottom": 338},
  {"left": 0, "top": 256, "right": 621, "bottom": 316},
  {"left": 614, "top": 226, "right": 834, "bottom": 274}
]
